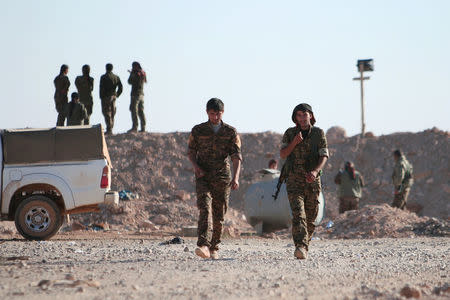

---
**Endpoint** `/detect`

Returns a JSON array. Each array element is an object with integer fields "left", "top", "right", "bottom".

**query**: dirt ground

[{"left": 0, "top": 233, "right": 448, "bottom": 300}]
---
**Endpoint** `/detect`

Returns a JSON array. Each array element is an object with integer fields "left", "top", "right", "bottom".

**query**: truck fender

[{"left": 2, "top": 173, "right": 75, "bottom": 214}]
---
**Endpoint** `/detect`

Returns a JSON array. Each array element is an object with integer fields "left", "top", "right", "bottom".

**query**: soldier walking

[
  {"left": 99, "top": 63, "right": 123, "bottom": 134},
  {"left": 392, "top": 150, "right": 414, "bottom": 209},
  {"left": 53, "top": 64, "right": 70, "bottom": 126},
  {"left": 75, "top": 65, "right": 94, "bottom": 124},
  {"left": 334, "top": 161, "right": 364, "bottom": 213},
  {"left": 127, "top": 61, "right": 147, "bottom": 133},
  {"left": 280, "top": 103, "right": 328, "bottom": 259},
  {"left": 187, "top": 98, "right": 242, "bottom": 260},
  {"left": 65, "top": 92, "right": 88, "bottom": 126}
]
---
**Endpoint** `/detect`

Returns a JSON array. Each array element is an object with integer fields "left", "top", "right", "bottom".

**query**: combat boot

[
  {"left": 140, "top": 126, "right": 146, "bottom": 133},
  {"left": 210, "top": 250, "right": 219, "bottom": 260},
  {"left": 127, "top": 127, "right": 138, "bottom": 133},
  {"left": 195, "top": 246, "right": 210, "bottom": 259},
  {"left": 294, "top": 247, "right": 308, "bottom": 259}
]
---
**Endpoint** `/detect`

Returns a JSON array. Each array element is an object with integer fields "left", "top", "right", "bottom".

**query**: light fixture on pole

[{"left": 353, "top": 59, "right": 374, "bottom": 137}]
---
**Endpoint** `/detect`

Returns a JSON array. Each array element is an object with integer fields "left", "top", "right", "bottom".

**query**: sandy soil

[{"left": 0, "top": 234, "right": 448, "bottom": 300}]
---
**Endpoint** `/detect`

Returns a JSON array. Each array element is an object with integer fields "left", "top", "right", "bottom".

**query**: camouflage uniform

[
  {"left": 335, "top": 170, "right": 364, "bottom": 213},
  {"left": 188, "top": 121, "right": 242, "bottom": 251},
  {"left": 53, "top": 74, "right": 70, "bottom": 126},
  {"left": 282, "top": 126, "right": 328, "bottom": 250},
  {"left": 392, "top": 156, "right": 414, "bottom": 209},
  {"left": 100, "top": 71, "right": 123, "bottom": 132},
  {"left": 75, "top": 75, "right": 94, "bottom": 124},
  {"left": 64, "top": 101, "right": 88, "bottom": 126},
  {"left": 128, "top": 72, "right": 146, "bottom": 130}
]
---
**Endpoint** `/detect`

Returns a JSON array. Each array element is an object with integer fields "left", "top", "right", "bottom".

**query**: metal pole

[{"left": 359, "top": 64, "right": 365, "bottom": 137}]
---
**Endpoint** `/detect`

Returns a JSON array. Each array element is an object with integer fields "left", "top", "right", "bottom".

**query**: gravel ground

[{"left": 0, "top": 235, "right": 448, "bottom": 300}]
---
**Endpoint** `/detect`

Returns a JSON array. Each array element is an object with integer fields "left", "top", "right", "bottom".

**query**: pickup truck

[{"left": 0, "top": 125, "right": 118, "bottom": 240}]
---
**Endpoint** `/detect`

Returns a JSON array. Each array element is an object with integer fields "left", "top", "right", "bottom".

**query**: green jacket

[
  {"left": 100, "top": 71, "right": 123, "bottom": 99},
  {"left": 75, "top": 75, "right": 94, "bottom": 105},
  {"left": 335, "top": 170, "right": 364, "bottom": 198},
  {"left": 281, "top": 126, "right": 329, "bottom": 177},
  {"left": 65, "top": 101, "right": 88, "bottom": 126},
  {"left": 128, "top": 71, "right": 145, "bottom": 96},
  {"left": 187, "top": 121, "right": 242, "bottom": 179},
  {"left": 392, "top": 156, "right": 414, "bottom": 191},
  {"left": 54, "top": 74, "right": 70, "bottom": 102}
]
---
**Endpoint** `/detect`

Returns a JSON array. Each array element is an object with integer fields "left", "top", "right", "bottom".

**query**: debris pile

[
  {"left": 412, "top": 217, "right": 450, "bottom": 237},
  {"left": 315, "top": 204, "right": 449, "bottom": 239},
  {"left": 37, "top": 277, "right": 100, "bottom": 292}
]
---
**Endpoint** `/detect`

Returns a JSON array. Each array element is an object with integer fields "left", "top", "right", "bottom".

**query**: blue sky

[{"left": 0, "top": 0, "right": 449, "bottom": 136}]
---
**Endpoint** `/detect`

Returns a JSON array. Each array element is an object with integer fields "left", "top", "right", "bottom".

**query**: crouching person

[
  {"left": 65, "top": 92, "right": 88, "bottom": 126},
  {"left": 187, "top": 98, "right": 242, "bottom": 260}
]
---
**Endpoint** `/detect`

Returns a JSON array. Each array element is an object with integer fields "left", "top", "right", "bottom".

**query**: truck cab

[{"left": 0, "top": 125, "right": 118, "bottom": 240}]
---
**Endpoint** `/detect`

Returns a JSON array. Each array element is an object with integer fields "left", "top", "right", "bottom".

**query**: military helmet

[{"left": 291, "top": 103, "right": 316, "bottom": 125}]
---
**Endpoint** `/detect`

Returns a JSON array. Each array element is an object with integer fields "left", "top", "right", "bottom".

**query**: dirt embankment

[
  {"left": 323, "top": 127, "right": 449, "bottom": 220},
  {"left": 63, "top": 127, "right": 449, "bottom": 236}
]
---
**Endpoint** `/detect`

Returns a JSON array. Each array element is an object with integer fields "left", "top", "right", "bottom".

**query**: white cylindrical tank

[{"left": 244, "top": 171, "right": 324, "bottom": 232}]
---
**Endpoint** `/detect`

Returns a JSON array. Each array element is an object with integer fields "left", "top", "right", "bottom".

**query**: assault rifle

[
  {"left": 272, "top": 164, "right": 287, "bottom": 200},
  {"left": 272, "top": 156, "right": 293, "bottom": 200}
]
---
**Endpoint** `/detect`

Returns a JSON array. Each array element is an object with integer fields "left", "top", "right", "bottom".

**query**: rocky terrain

[{"left": 0, "top": 236, "right": 448, "bottom": 299}]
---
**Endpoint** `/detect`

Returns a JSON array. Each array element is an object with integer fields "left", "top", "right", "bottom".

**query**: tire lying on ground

[{"left": 14, "top": 195, "right": 62, "bottom": 240}]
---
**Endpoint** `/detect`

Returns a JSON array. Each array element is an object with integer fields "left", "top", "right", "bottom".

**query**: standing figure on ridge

[
  {"left": 100, "top": 63, "right": 123, "bottom": 134},
  {"left": 280, "top": 103, "right": 328, "bottom": 259},
  {"left": 391, "top": 149, "right": 414, "bottom": 210},
  {"left": 334, "top": 161, "right": 364, "bottom": 214},
  {"left": 75, "top": 64, "right": 94, "bottom": 125},
  {"left": 187, "top": 98, "right": 242, "bottom": 260},
  {"left": 54, "top": 64, "right": 70, "bottom": 126},
  {"left": 127, "top": 61, "right": 147, "bottom": 133}
]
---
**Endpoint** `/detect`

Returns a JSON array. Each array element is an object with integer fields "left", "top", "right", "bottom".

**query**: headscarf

[
  {"left": 132, "top": 61, "right": 147, "bottom": 83},
  {"left": 291, "top": 103, "right": 316, "bottom": 125}
]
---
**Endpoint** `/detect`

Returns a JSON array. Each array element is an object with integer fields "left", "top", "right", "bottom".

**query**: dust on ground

[{"left": 0, "top": 236, "right": 448, "bottom": 300}]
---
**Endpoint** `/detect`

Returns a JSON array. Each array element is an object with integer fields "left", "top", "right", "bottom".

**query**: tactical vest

[
  {"left": 305, "top": 127, "right": 323, "bottom": 172},
  {"left": 286, "top": 126, "right": 323, "bottom": 174}
]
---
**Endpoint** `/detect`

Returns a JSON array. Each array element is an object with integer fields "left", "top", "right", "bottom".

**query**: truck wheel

[{"left": 14, "top": 195, "right": 62, "bottom": 240}]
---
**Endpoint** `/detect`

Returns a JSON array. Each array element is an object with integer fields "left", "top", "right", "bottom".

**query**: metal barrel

[{"left": 244, "top": 175, "right": 325, "bottom": 232}]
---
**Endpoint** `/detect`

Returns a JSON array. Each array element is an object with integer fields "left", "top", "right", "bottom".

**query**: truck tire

[{"left": 14, "top": 195, "right": 62, "bottom": 240}]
